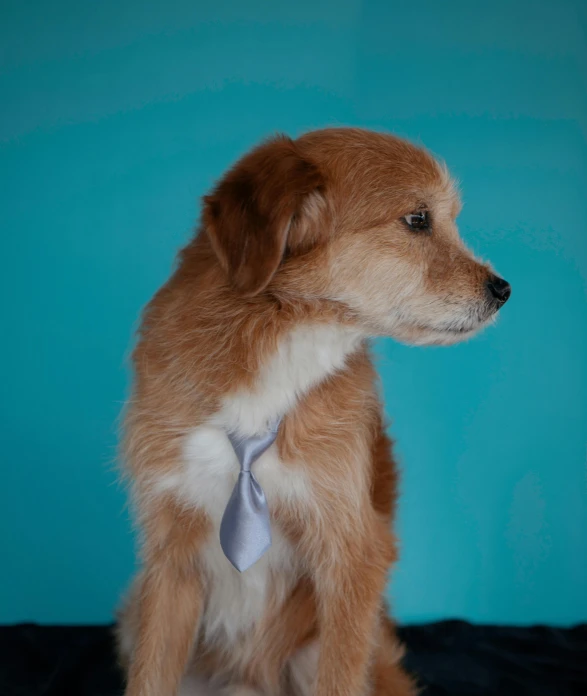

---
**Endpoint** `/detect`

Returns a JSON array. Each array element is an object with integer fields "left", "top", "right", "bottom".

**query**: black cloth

[{"left": 0, "top": 621, "right": 585, "bottom": 696}]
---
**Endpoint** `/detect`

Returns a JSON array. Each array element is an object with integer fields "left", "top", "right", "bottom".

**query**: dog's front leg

[
  {"left": 124, "top": 501, "right": 210, "bottom": 696},
  {"left": 313, "top": 523, "right": 394, "bottom": 696}
]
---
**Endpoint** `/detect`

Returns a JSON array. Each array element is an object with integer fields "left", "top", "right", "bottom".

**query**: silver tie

[{"left": 219, "top": 419, "right": 281, "bottom": 572}]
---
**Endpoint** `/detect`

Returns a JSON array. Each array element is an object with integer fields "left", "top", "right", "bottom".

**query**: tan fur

[{"left": 118, "top": 128, "right": 508, "bottom": 696}]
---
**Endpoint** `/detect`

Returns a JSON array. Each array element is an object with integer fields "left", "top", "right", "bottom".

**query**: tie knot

[{"left": 227, "top": 419, "right": 281, "bottom": 472}]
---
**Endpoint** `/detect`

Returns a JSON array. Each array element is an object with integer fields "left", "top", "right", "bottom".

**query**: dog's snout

[{"left": 486, "top": 275, "right": 511, "bottom": 307}]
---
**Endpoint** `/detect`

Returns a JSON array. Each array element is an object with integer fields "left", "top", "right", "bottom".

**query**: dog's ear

[{"left": 203, "top": 135, "right": 326, "bottom": 296}]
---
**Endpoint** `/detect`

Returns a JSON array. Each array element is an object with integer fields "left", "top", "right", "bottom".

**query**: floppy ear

[{"left": 203, "top": 135, "right": 325, "bottom": 296}]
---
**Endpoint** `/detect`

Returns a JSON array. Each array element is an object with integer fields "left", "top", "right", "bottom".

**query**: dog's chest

[
  {"left": 178, "top": 423, "right": 310, "bottom": 520},
  {"left": 153, "top": 324, "right": 363, "bottom": 643},
  {"left": 163, "top": 424, "right": 310, "bottom": 644}
]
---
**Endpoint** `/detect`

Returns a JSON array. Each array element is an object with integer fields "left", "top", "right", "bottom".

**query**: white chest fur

[
  {"left": 152, "top": 323, "right": 363, "bottom": 644},
  {"left": 179, "top": 425, "right": 308, "bottom": 644}
]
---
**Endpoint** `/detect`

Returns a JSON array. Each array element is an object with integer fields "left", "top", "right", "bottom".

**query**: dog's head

[{"left": 203, "top": 128, "right": 510, "bottom": 345}]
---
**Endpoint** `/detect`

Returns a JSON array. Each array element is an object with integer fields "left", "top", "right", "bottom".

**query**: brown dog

[{"left": 117, "top": 128, "right": 511, "bottom": 696}]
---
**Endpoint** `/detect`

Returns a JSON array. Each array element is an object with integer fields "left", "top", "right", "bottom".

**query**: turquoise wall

[{"left": 1, "top": 0, "right": 586, "bottom": 625}]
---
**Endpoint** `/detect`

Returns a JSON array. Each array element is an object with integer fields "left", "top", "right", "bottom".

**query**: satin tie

[{"left": 219, "top": 419, "right": 281, "bottom": 572}]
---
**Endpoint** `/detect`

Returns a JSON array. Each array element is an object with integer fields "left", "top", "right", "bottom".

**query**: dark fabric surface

[{"left": 0, "top": 621, "right": 585, "bottom": 696}]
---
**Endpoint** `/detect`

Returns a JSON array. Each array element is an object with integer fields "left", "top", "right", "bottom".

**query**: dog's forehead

[
  {"left": 301, "top": 129, "right": 436, "bottom": 174},
  {"left": 299, "top": 128, "right": 459, "bottom": 219}
]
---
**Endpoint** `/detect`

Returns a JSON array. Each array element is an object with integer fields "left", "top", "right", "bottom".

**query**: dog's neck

[
  {"left": 165, "top": 246, "right": 366, "bottom": 434},
  {"left": 213, "top": 320, "right": 365, "bottom": 437}
]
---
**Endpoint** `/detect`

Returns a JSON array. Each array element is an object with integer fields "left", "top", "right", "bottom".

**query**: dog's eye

[{"left": 403, "top": 210, "right": 430, "bottom": 232}]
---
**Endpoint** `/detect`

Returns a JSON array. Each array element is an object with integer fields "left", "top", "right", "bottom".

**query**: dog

[{"left": 117, "top": 127, "right": 511, "bottom": 696}]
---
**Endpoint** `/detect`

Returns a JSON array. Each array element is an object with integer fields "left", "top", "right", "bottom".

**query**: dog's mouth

[
  {"left": 418, "top": 323, "right": 482, "bottom": 340},
  {"left": 365, "top": 299, "right": 501, "bottom": 346},
  {"left": 441, "top": 324, "right": 476, "bottom": 335},
  {"left": 440, "top": 321, "right": 488, "bottom": 335},
  {"left": 429, "top": 315, "right": 495, "bottom": 338},
  {"left": 399, "top": 302, "right": 499, "bottom": 345},
  {"left": 432, "top": 300, "right": 501, "bottom": 335}
]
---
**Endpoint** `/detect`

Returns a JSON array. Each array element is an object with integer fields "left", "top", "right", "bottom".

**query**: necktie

[{"left": 219, "top": 419, "right": 281, "bottom": 572}]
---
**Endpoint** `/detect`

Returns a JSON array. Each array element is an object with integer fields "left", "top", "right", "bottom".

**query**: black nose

[{"left": 486, "top": 275, "right": 511, "bottom": 306}]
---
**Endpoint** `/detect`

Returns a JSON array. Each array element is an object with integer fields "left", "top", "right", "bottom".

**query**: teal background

[{"left": 1, "top": 0, "right": 586, "bottom": 625}]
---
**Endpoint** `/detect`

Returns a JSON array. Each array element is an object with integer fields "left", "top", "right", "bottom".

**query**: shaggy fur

[{"left": 117, "top": 127, "right": 509, "bottom": 696}]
